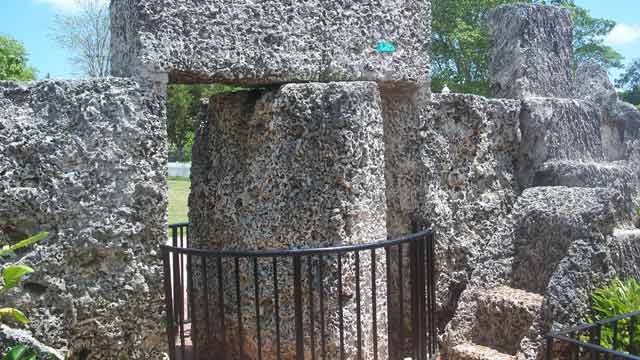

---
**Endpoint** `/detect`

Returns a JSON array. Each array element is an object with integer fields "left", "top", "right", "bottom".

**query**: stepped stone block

[
  {"left": 110, "top": 0, "right": 431, "bottom": 87},
  {"left": 473, "top": 287, "right": 543, "bottom": 355},
  {"left": 0, "top": 80, "right": 167, "bottom": 358},
  {"left": 518, "top": 98, "right": 604, "bottom": 187},
  {"left": 511, "top": 187, "right": 623, "bottom": 294},
  {"left": 609, "top": 229, "right": 640, "bottom": 281},
  {"left": 450, "top": 343, "right": 514, "bottom": 360},
  {"left": 573, "top": 62, "right": 618, "bottom": 112},
  {"left": 416, "top": 93, "right": 521, "bottom": 318},
  {"left": 533, "top": 161, "right": 639, "bottom": 220},
  {"left": 489, "top": 4, "right": 573, "bottom": 99},
  {"left": 189, "top": 82, "right": 388, "bottom": 359}
]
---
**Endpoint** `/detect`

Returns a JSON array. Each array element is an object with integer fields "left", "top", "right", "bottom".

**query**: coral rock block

[{"left": 111, "top": 0, "right": 432, "bottom": 87}]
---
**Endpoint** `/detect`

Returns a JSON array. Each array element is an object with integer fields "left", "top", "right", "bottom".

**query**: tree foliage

[
  {"left": 51, "top": 0, "right": 110, "bottom": 77},
  {"left": 167, "top": 85, "right": 245, "bottom": 162},
  {"left": 617, "top": 59, "right": 640, "bottom": 105},
  {"left": 0, "top": 36, "right": 36, "bottom": 81},
  {"left": 431, "top": 0, "right": 624, "bottom": 94}
]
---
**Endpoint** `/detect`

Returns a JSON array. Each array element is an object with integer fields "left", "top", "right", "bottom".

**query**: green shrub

[
  {"left": 2, "top": 345, "right": 38, "bottom": 360},
  {"left": 0, "top": 232, "right": 48, "bottom": 325},
  {"left": 588, "top": 278, "right": 640, "bottom": 351}
]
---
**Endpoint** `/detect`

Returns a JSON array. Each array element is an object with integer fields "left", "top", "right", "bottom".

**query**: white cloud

[{"left": 606, "top": 23, "right": 640, "bottom": 45}]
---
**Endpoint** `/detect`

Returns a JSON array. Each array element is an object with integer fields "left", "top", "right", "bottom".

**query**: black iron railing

[
  {"left": 161, "top": 225, "right": 437, "bottom": 360},
  {"left": 546, "top": 311, "right": 640, "bottom": 359}
]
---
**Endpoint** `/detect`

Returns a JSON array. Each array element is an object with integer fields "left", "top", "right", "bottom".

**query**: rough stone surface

[
  {"left": 489, "top": 4, "right": 573, "bottom": 99},
  {"left": 532, "top": 160, "right": 638, "bottom": 221},
  {"left": 450, "top": 343, "right": 514, "bottom": 360},
  {"left": 0, "top": 80, "right": 167, "bottom": 359},
  {"left": 443, "top": 187, "right": 630, "bottom": 359},
  {"left": 573, "top": 62, "right": 618, "bottom": 112},
  {"left": 611, "top": 100, "right": 640, "bottom": 145},
  {"left": 473, "top": 287, "right": 543, "bottom": 355},
  {"left": 416, "top": 94, "right": 521, "bottom": 323},
  {"left": 110, "top": 0, "right": 431, "bottom": 88},
  {"left": 189, "top": 82, "right": 388, "bottom": 359},
  {"left": 0, "top": 324, "right": 65, "bottom": 360},
  {"left": 518, "top": 98, "right": 604, "bottom": 187}
]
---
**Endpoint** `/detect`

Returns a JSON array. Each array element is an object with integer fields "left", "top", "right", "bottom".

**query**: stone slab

[
  {"left": 111, "top": 0, "right": 431, "bottom": 87},
  {"left": 489, "top": 4, "right": 573, "bottom": 99},
  {"left": 0, "top": 79, "right": 167, "bottom": 358},
  {"left": 518, "top": 98, "right": 604, "bottom": 187}
]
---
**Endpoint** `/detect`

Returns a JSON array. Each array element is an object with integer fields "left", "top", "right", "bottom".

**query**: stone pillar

[
  {"left": 189, "top": 82, "right": 388, "bottom": 359},
  {"left": 0, "top": 80, "right": 167, "bottom": 358},
  {"left": 488, "top": 4, "right": 573, "bottom": 99}
]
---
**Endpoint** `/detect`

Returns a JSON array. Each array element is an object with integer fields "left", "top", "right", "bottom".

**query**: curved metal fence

[
  {"left": 162, "top": 224, "right": 437, "bottom": 360},
  {"left": 546, "top": 311, "right": 640, "bottom": 359}
]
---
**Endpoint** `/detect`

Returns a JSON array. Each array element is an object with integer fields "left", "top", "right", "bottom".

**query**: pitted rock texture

[
  {"left": 573, "top": 62, "right": 618, "bottom": 112},
  {"left": 416, "top": 94, "right": 521, "bottom": 323},
  {"left": 489, "top": 4, "right": 573, "bottom": 99},
  {"left": 532, "top": 160, "right": 638, "bottom": 221},
  {"left": 444, "top": 186, "right": 632, "bottom": 360},
  {"left": 450, "top": 343, "right": 514, "bottom": 360},
  {"left": 0, "top": 80, "right": 167, "bottom": 359},
  {"left": 110, "top": 0, "right": 431, "bottom": 87},
  {"left": 518, "top": 98, "right": 604, "bottom": 187},
  {"left": 511, "top": 187, "right": 623, "bottom": 294},
  {"left": 0, "top": 324, "right": 64, "bottom": 360},
  {"left": 473, "top": 287, "right": 543, "bottom": 355},
  {"left": 189, "top": 82, "right": 388, "bottom": 359},
  {"left": 612, "top": 100, "right": 640, "bottom": 145}
]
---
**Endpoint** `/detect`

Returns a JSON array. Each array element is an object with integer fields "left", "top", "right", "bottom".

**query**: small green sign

[{"left": 375, "top": 40, "right": 396, "bottom": 54}]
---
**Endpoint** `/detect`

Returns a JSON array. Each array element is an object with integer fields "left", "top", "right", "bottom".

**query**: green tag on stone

[{"left": 376, "top": 40, "right": 396, "bottom": 53}]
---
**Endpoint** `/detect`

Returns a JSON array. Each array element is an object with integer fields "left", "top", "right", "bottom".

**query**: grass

[{"left": 168, "top": 177, "right": 190, "bottom": 225}]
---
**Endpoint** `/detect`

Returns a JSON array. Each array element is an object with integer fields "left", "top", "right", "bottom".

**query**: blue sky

[{"left": 0, "top": 0, "right": 639, "bottom": 80}]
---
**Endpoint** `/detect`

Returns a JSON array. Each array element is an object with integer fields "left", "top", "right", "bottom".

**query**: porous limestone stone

[
  {"left": 443, "top": 186, "right": 631, "bottom": 360},
  {"left": 0, "top": 80, "right": 167, "bottom": 359},
  {"left": 189, "top": 82, "right": 388, "bottom": 359},
  {"left": 573, "top": 62, "right": 618, "bottom": 112},
  {"left": 518, "top": 98, "right": 604, "bottom": 187},
  {"left": 488, "top": 4, "right": 573, "bottom": 99},
  {"left": 110, "top": 0, "right": 431, "bottom": 88},
  {"left": 532, "top": 160, "right": 638, "bottom": 220},
  {"left": 416, "top": 94, "right": 521, "bottom": 323},
  {"left": 0, "top": 324, "right": 64, "bottom": 360}
]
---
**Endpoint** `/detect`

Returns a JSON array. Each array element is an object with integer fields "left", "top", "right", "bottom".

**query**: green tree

[
  {"left": 0, "top": 36, "right": 36, "bottom": 81},
  {"left": 431, "top": 0, "right": 624, "bottom": 95},
  {"left": 617, "top": 59, "right": 640, "bottom": 105},
  {"left": 167, "top": 84, "right": 244, "bottom": 162}
]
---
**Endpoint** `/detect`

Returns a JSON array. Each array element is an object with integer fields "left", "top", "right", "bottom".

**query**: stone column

[
  {"left": 189, "top": 82, "right": 388, "bottom": 359},
  {"left": 488, "top": 4, "right": 573, "bottom": 99}
]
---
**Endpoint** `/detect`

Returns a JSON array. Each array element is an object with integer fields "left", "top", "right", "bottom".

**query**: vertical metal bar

[
  {"left": 545, "top": 336, "right": 553, "bottom": 360},
  {"left": 629, "top": 316, "right": 637, "bottom": 355},
  {"left": 202, "top": 257, "right": 210, "bottom": 351},
  {"left": 319, "top": 255, "right": 326, "bottom": 360},
  {"left": 355, "top": 251, "right": 363, "bottom": 360},
  {"left": 338, "top": 253, "right": 345, "bottom": 360},
  {"left": 612, "top": 321, "right": 619, "bottom": 351},
  {"left": 235, "top": 257, "right": 244, "bottom": 358},
  {"left": 428, "top": 232, "right": 437, "bottom": 356},
  {"left": 398, "top": 244, "right": 404, "bottom": 356},
  {"left": 162, "top": 248, "right": 177, "bottom": 360},
  {"left": 420, "top": 233, "right": 428, "bottom": 360},
  {"left": 409, "top": 240, "right": 419, "bottom": 360},
  {"left": 294, "top": 256, "right": 305, "bottom": 360},
  {"left": 308, "top": 257, "right": 316, "bottom": 360},
  {"left": 371, "top": 249, "right": 378, "bottom": 360},
  {"left": 254, "top": 257, "right": 263, "bottom": 360},
  {"left": 385, "top": 247, "right": 392, "bottom": 354},
  {"left": 273, "top": 257, "right": 282, "bottom": 360},
  {"left": 173, "top": 251, "right": 186, "bottom": 358},
  {"left": 187, "top": 254, "right": 197, "bottom": 356},
  {"left": 217, "top": 256, "right": 226, "bottom": 359}
]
